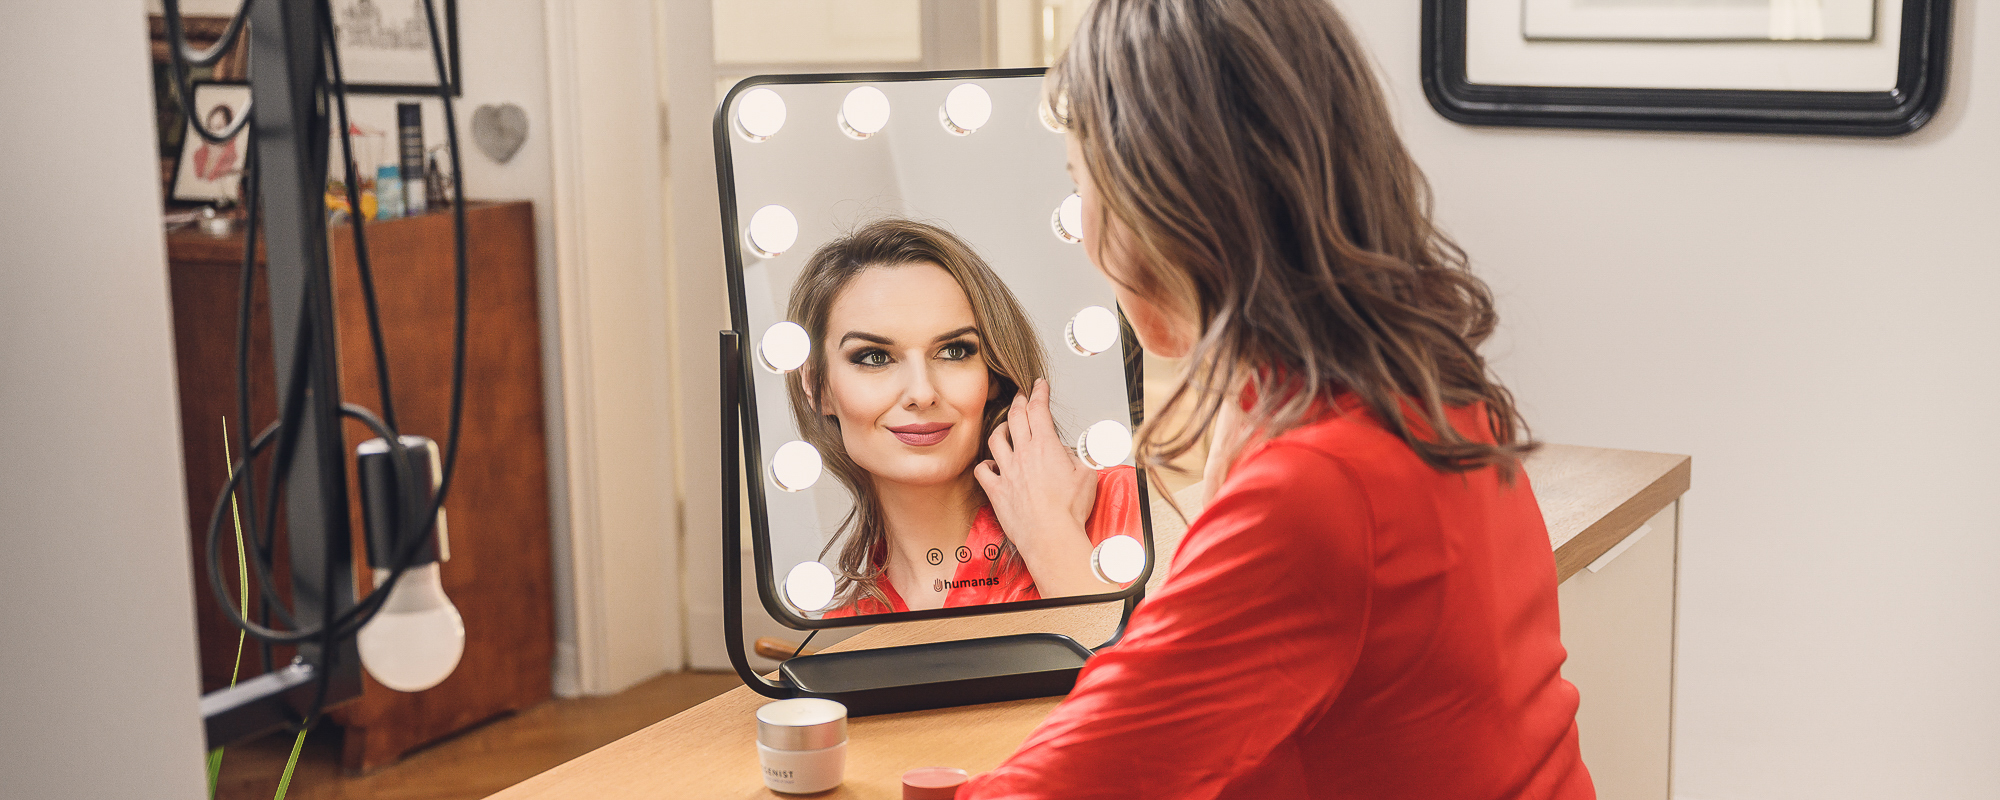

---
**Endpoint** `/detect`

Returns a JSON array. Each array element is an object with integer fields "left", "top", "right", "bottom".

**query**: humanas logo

[{"left": 933, "top": 576, "right": 1001, "bottom": 592}]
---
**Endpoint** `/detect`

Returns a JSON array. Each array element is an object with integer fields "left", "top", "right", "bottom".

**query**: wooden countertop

[{"left": 489, "top": 443, "right": 1689, "bottom": 799}]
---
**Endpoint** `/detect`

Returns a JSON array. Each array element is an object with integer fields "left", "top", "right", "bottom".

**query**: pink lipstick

[{"left": 888, "top": 423, "right": 952, "bottom": 447}]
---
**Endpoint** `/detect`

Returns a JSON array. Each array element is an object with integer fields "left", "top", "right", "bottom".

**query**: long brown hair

[
  {"left": 785, "top": 218, "right": 1049, "bottom": 609},
  {"left": 1049, "top": 0, "right": 1535, "bottom": 481}
]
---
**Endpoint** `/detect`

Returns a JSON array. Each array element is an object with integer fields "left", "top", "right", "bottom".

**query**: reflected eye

[
  {"left": 937, "top": 341, "right": 977, "bottom": 361},
  {"left": 850, "top": 348, "right": 890, "bottom": 367}
]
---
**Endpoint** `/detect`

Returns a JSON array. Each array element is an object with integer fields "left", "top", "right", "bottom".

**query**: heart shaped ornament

[{"left": 471, "top": 103, "right": 529, "bottom": 164}]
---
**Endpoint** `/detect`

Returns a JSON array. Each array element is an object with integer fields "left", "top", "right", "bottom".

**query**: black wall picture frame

[
  {"left": 1421, "top": 0, "right": 1953, "bottom": 136},
  {"left": 329, "top": 0, "right": 461, "bottom": 96}
]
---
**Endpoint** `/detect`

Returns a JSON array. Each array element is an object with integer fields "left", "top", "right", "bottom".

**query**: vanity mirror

[
  {"left": 713, "top": 70, "right": 1154, "bottom": 714},
  {"left": 714, "top": 70, "right": 1152, "bottom": 714}
]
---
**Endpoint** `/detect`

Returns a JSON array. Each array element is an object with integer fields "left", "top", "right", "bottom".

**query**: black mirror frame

[
  {"left": 1420, "top": 0, "right": 1954, "bottom": 136},
  {"left": 712, "top": 69, "right": 1157, "bottom": 631}
]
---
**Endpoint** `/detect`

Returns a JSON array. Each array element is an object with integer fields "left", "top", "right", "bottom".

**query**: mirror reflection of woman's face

[{"left": 819, "top": 263, "right": 992, "bottom": 489}]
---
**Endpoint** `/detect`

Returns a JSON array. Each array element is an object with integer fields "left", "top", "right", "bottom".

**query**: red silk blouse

[
  {"left": 822, "top": 465, "right": 1140, "bottom": 617},
  {"left": 957, "top": 399, "right": 1593, "bottom": 799}
]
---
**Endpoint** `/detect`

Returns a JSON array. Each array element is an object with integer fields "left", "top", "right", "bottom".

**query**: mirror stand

[{"left": 721, "top": 330, "right": 1139, "bottom": 716}]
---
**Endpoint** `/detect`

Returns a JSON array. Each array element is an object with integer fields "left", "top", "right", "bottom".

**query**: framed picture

[
  {"left": 1421, "top": 0, "right": 1954, "bottom": 135},
  {"left": 329, "top": 0, "right": 460, "bottom": 95},
  {"left": 169, "top": 82, "right": 251, "bottom": 204},
  {"left": 1524, "top": 0, "right": 1877, "bottom": 42}
]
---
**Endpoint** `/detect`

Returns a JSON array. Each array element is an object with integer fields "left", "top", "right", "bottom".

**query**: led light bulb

[
  {"left": 759, "top": 321, "right": 812, "bottom": 373},
  {"left": 736, "top": 88, "right": 786, "bottom": 141},
  {"left": 839, "top": 86, "right": 891, "bottom": 139},
  {"left": 1039, "top": 92, "right": 1067, "bottom": 133},
  {"left": 1077, "top": 419, "right": 1133, "bottom": 469},
  {"left": 785, "top": 561, "right": 838, "bottom": 612},
  {"left": 1066, "top": 305, "right": 1120, "bottom": 356},
  {"left": 939, "top": 83, "right": 993, "bottom": 135},
  {"left": 1052, "top": 193, "right": 1084, "bottom": 243},
  {"left": 1091, "top": 535, "right": 1146, "bottom": 585},
  {"left": 358, "top": 562, "right": 465, "bottom": 692},
  {"left": 746, "top": 205, "right": 799, "bottom": 258},
  {"left": 771, "top": 440, "right": 824, "bottom": 492}
]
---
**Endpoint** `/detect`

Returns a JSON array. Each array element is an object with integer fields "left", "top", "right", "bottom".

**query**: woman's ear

[{"left": 801, "top": 364, "right": 823, "bottom": 414}]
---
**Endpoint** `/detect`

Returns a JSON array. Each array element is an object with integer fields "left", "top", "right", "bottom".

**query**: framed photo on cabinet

[{"left": 1421, "top": 0, "right": 1954, "bottom": 136}]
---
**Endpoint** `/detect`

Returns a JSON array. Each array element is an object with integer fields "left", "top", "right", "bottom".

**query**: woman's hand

[{"left": 973, "top": 379, "right": 1109, "bottom": 597}]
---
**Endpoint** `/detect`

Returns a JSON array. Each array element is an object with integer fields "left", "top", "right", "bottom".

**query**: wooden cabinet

[
  {"left": 1559, "top": 503, "right": 1680, "bottom": 800},
  {"left": 165, "top": 200, "right": 554, "bottom": 773}
]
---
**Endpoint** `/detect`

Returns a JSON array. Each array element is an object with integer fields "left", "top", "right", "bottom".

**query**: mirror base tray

[{"left": 778, "top": 632, "right": 1091, "bottom": 717}]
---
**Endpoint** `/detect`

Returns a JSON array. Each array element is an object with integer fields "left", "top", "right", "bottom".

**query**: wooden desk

[{"left": 490, "top": 444, "right": 1690, "bottom": 799}]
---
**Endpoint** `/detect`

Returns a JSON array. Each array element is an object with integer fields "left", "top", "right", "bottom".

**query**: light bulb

[
  {"left": 839, "top": 86, "right": 891, "bottom": 139},
  {"left": 1052, "top": 193, "right": 1084, "bottom": 243},
  {"left": 1066, "top": 305, "right": 1120, "bottom": 356},
  {"left": 771, "top": 440, "right": 824, "bottom": 492},
  {"left": 784, "top": 561, "right": 838, "bottom": 612},
  {"left": 939, "top": 83, "right": 992, "bottom": 135},
  {"left": 736, "top": 88, "right": 786, "bottom": 141},
  {"left": 746, "top": 205, "right": 799, "bottom": 258},
  {"left": 1040, "top": 92, "right": 1068, "bottom": 133},
  {"left": 1077, "top": 419, "right": 1132, "bottom": 469},
  {"left": 1091, "top": 535, "right": 1146, "bottom": 585},
  {"left": 759, "top": 321, "right": 811, "bottom": 373},
  {"left": 358, "top": 562, "right": 465, "bottom": 693}
]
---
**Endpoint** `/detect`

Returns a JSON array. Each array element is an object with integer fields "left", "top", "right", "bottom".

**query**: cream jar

[{"left": 756, "top": 698, "right": 848, "bottom": 794}]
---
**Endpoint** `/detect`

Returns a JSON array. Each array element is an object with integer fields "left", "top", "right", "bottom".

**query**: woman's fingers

[
  {"left": 988, "top": 417, "right": 1015, "bottom": 469},
  {"left": 973, "top": 459, "right": 1000, "bottom": 491},
  {"left": 1010, "top": 389, "right": 1033, "bottom": 446}
]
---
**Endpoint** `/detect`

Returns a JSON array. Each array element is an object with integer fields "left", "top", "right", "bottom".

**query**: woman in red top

[
  {"left": 785, "top": 219, "right": 1141, "bottom": 618},
  {"left": 958, "top": 0, "right": 1594, "bottom": 798}
]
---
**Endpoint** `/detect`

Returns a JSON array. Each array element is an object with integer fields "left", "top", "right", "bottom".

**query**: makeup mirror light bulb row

[{"left": 740, "top": 82, "right": 1052, "bottom": 143}]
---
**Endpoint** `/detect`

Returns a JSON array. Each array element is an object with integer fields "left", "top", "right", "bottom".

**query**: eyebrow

[{"left": 838, "top": 326, "right": 980, "bottom": 347}]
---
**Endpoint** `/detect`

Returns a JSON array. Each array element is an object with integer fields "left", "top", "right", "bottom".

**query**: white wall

[
  {"left": 0, "top": 2, "right": 207, "bottom": 797},
  {"left": 545, "top": 0, "right": 685, "bottom": 693},
  {"left": 1338, "top": 5, "right": 1999, "bottom": 800}
]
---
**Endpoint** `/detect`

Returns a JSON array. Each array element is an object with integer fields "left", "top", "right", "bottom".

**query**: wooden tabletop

[{"left": 488, "top": 443, "right": 1689, "bottom": 799}]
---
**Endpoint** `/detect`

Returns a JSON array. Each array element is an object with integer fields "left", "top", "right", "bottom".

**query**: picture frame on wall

[
  {"left": 169, "top": 82, "right": 251, "bottom": 204},
  {"left": 1522, "top": 0, "right": 1878, "bottom": 42},
  {"left": 330, "top": 0, "right": 460, "bottom": 95},
  {"left": 1421, "top": 0, "right": 1954, "bottom": 136}
]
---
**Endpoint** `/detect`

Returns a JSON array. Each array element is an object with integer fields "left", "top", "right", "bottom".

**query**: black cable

[
  {"left": 351, "top": 0, "right": 472, "bottom": 621},
  {"left": 160, "top": 0, "right": 254, "bottom": 145},
  {"left": 204, "top": 407, "right": 426, "bottom": 645},
  {"left": 790, "top": 631, "right": 819, "bottom": 661},
  {"left": 182, "top": 0, "right": 473, "bottom": 736},
  {"left": 320, "top": 0, "right": 402, "bottom": 432}
]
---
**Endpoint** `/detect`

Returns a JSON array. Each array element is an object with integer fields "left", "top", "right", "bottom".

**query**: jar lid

[
  {"left": 903, "top": 767, "right": 969, "bottom": 799},
  {"left": 756, "top": 698, "right": 848, "bottom": 751}
]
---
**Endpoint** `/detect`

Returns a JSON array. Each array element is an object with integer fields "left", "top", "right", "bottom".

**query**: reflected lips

[{"left": 889, "top": 422, "right": 952, "bottom": 447}]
